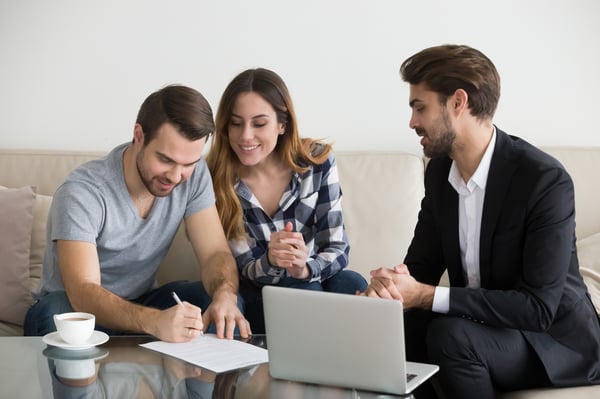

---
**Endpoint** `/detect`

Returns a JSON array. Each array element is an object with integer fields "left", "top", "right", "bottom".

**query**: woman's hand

[{"left": 268, "top": 222, "right": 310, "bottom": 279}]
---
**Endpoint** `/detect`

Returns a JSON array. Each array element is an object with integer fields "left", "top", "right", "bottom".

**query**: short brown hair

[
  {"left": 136, "top": 84, "right": 214, "bottom": 144},
  {"left": 400, "top": 45, "right": 501, "bottom": 120}
]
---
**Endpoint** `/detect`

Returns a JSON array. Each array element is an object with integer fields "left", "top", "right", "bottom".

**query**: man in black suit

[{"left": 365, "top": 45, "right": 600, "bottom": 398}]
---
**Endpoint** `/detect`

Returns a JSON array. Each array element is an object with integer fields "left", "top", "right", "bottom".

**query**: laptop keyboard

[{"left": 407, "top": 373, "right": 417, "bottom": 382}]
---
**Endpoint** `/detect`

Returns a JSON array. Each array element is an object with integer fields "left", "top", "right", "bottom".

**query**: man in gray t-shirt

[{"left": 24, "top": 85, "right": 251, "bottom": 342}]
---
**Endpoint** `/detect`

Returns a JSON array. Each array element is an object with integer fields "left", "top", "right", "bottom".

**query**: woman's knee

[{"left": 323, "top": 270, "right": 367, "bottom": 293}]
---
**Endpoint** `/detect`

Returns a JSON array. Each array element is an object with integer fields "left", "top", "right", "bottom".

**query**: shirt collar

[{"left": 448, "top": 126, "right": 497, "bottom": 192}]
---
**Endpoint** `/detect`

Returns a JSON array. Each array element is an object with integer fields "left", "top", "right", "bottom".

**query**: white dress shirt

[{"left": 432, "top": 128, "right": 497, "bottom": 313}]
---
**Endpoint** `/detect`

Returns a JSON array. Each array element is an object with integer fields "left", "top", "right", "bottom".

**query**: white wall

[{"left": 1, "top": 0, "right": 599, "bottom": 154}]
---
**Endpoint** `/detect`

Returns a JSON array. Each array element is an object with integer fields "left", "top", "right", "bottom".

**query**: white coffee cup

[{"left": 53, "top": 312, "right": 95, "bottom": 345}]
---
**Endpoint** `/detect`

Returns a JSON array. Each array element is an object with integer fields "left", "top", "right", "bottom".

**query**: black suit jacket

[{"left": 405, "top": 128, "right": 600, "bottom": 386}]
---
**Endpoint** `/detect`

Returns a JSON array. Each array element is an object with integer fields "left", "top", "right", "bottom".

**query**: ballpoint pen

[{"left": 172, "top": 291, "right": 204, "bottom": 336}]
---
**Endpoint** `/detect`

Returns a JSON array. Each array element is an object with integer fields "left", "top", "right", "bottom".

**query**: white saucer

[{"left": 43, "top": 330, "right": 109, "bottom": 351}]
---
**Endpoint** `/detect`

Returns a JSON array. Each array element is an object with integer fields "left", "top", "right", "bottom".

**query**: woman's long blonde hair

[{"left": 206, "top": 68, "right": 332, "bottom": 241}]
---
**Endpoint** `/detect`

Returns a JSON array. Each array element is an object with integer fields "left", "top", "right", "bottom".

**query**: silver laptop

[{"left": 263, "top": 285, "right": 439, "bottom": 395}]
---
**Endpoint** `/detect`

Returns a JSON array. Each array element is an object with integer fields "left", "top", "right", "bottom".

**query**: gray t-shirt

[{"left": 37, "top": 143, "right": 215, "bottom": 299}]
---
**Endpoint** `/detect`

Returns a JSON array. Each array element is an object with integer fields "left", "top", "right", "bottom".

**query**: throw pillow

[
  {"left": 0, "top": 186, "right": 36, "bottom": 325},
  {"left": 29, "top": 193, "right": 53, "bottom": 291}
]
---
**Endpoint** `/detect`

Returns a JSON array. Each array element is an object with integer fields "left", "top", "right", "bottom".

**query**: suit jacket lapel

[
  {"left": 442, "top": 182, "right": 464, "bottom": 286},
  {"left": 433, "top": 157, "right": 464, "bottom": 286},
  {"left": 479, "top": 129, "right": 518, "bottom": 287}
]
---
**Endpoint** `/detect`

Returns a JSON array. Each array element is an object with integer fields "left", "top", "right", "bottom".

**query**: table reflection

[
  {"left": 42, "top": 336, "right": 219, "bottom": 398},
  {"left": 39, "top": 335, "right": 408, "bottom": 399}
]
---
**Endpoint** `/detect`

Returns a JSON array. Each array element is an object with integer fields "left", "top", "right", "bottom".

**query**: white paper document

[{"left": 140, "top": 334, "right": 269, "bottom": 373}]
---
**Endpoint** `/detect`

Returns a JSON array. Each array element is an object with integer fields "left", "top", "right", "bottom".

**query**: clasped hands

[
  {"left": 364, "top": 264, "right": 433, "bottom": 310},
  {"left": 268, "top": 221, "right": 310, "bottom": 280}
]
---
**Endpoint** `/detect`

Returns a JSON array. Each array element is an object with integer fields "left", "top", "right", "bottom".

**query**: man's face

[
  {"left": 408, "top": 83, "right": 456, "bottom": 159},
  {"left": 135, "top": 123, "right": 205, "bottom": 197}
]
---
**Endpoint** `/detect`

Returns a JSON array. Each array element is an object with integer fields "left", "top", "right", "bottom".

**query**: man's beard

[
  {"left": 419, "top": 110, "right": 455, "bottom": 159},
  {"left": 136, "top": 151, "right": 176, "bottom": 197}
]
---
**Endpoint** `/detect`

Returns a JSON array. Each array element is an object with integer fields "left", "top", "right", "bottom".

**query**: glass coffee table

[{"left": 0, "top": 335, "right": 414, "bottom": 398}]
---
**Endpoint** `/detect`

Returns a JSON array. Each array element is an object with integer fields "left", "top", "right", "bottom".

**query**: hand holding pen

[{"left": 172, "top": 291, "right": 204, "bottom": 337}]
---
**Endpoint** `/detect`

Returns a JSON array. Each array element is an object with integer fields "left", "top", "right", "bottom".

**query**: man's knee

[
  {"left": 160, "top": 281, "right": 210, "bottom": 309},
  {"left": 426, "top": 316, "right": 478, "bottom": 364},
  {"left": 24, "top": 291, "right": 73, "bottom": 336},
  {"left": 173, "top": 280, "right": 245, "bottom": 314}
]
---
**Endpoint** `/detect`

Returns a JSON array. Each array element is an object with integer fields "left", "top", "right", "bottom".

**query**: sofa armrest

[{"left": 577, "top": 233, "right": 600, "bottom": 314}]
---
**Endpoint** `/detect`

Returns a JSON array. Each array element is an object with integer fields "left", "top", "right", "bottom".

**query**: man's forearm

[
  {"left": 415, "top": 282, "right": 436, "bottom": 310},
  {"left": 201, "top": 250, "right": 239, "bottom": 297},
  {"left": 67, "top": 282, "right": 159, "bottom": 334}
]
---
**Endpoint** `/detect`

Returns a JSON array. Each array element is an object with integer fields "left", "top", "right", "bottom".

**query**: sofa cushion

[
  {"left": 577, "top": 233, "right": 600, "bottom": 314},
  {"left": 498, "top": 384, "right": 600, "bottom": 398},
  {"left": 336, "top": 152, "right": 424, "bottom": 277},
  {"left": 0, "top": 186, "right": 36, "bottom": 325}
]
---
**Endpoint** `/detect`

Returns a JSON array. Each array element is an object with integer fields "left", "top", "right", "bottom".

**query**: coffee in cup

[{"left": 53, "top": 312, "right": 95, "bottom": 345}]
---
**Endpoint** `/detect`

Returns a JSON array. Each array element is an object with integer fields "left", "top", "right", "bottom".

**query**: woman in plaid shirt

[{"left": 206, "top": 68, "right": 367, "bottom": 333}]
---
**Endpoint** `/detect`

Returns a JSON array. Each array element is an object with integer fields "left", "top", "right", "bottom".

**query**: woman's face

[{"left": 227, "top": 91, "right": 285, "bottom": 167}]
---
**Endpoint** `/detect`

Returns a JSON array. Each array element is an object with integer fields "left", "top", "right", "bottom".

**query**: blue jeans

[
  {"left": 240, "top": 269, "right": 367, "bottom": 334},
  {"left": 24, "top": 280, "right": 243, "bottom": 336}
]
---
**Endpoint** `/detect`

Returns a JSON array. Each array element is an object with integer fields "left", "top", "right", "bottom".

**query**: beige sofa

[{"left": 1, "top": 147, "right": 599, "bottom": 397}]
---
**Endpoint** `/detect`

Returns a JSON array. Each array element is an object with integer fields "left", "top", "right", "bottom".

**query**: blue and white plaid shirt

[{"left": 228, "top": 152, "right": 349, "bottom": 285}]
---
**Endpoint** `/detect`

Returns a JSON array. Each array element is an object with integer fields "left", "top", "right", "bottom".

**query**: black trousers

[{"left": 405, "top": 310, "right": 550, "bottom": 399}]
